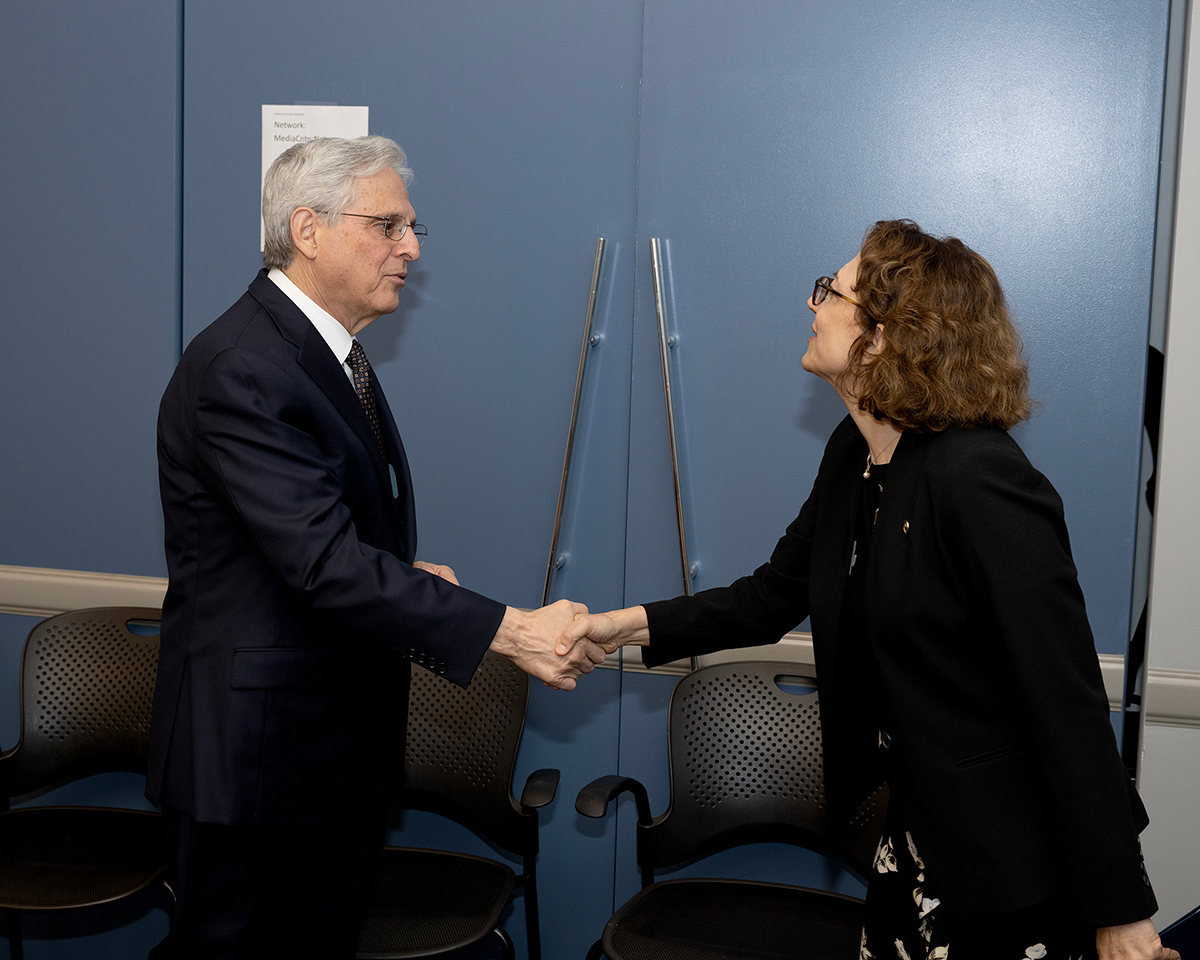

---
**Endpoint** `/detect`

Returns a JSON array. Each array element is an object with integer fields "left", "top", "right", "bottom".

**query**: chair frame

[
  {"left": 0, "top": 606, "right": 170, "bottom": 960},
  {"left": 356, "top": 649, "right": 558, "bottom": 960},
  {"left": 575, "top": 660, "right": 889, "bottom": 960}
]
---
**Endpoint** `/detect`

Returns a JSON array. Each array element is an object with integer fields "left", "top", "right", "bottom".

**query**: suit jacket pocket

[{"left": 230, "top": 647, "right": 347, "bottom": 689}]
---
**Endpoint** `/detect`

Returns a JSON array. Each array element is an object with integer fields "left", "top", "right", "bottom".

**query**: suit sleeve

[
  {"left": 190, "top": 347, "right": 504, "bottom": 686},
  {"left": 933, "top": 437, "right": 1156, "bottom": 927}
]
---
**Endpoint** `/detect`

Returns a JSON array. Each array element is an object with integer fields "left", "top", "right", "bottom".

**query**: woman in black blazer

[{"left": 559, "top": 221, "right": 1176, "bottom": 960}]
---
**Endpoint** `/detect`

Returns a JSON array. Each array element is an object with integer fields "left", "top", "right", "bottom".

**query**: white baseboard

[
  {"left": 614, "top": 631, "right": 1199, "bottom": 727},
  {"left": 2, "top": 564, "right": 1194, "bottom": 725},
  {"left": 0, "top": 564, "right": 167, "bottom": 618}
]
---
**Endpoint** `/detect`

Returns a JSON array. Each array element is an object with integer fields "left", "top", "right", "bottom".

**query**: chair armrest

[
  {"left": 575, "top": 775, "right": 652, "bottom": 824},
  {"left": 519, "top": 768, "right": 560, "bottom": 809}
]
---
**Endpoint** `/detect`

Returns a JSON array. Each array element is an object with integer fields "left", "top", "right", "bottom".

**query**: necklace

[{"left": 863, "top": 435, "right": 901, "bottom": 478}]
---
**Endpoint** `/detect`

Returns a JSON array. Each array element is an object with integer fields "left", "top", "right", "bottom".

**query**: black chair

[
  {"left": 576, "top": 661, "right": 889, "bottom": 960},
  {"left": 356, "top": 650, "right": 558, "bottom": 960},
  {"left": 0, "top": 606, "right": 169, "bottom": 960}
]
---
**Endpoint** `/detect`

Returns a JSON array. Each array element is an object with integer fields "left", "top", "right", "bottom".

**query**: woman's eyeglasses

[{"left": 812, "top": 276, "right": 863, "bottom": 308}]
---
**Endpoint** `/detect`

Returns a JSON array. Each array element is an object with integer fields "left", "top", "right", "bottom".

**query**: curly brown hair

[{"left": 836, "top": 220, "right": 1032, "bottom": 431}]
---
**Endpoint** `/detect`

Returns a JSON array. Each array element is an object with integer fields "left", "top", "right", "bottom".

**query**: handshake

[
  {"left": 487, "top": 600, "right": 649, "bottom": 691},
  {"left": 416, "top": 560, "right": 648, "bottom": 690}
]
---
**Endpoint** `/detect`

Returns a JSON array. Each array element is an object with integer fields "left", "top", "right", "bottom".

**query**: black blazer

[
  {"left": 643, "top": 415, "right": 1156, "bottom": 927},
  {"left": 148, "top": 270, "right": 505, "bottom": 826}
]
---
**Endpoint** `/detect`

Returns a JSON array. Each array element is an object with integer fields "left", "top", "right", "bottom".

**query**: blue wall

[
  {"left": 624, "top": 0, "right": 1169, "bottom": 662},
  {"left": 0, "top": 1, "right": 1176, "bottom": 956},
  {"left": 0, "top": 0, "right": 178, "bottom": 577}
]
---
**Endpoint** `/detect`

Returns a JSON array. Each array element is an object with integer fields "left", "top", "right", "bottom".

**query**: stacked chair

[
  {"left": 356, "top": 650, "right": 558, "bottom": 960},
  {"left": 576, "top": 660, "right": 889, "bottom": 960},
  {"left": 0, "top": 606, "right": 169, "bottom": 960}
]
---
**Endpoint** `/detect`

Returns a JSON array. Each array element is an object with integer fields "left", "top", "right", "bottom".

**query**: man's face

[{"left": 308, "top": 168, "right": 421, "bottom": 335}]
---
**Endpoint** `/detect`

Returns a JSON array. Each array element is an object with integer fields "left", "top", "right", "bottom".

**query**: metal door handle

[
  {"left": 543, "top": 238, "right": 606, "bottom": 606},
  {"left": 650, "top": 238, "right": 694, "bottom": 599}
]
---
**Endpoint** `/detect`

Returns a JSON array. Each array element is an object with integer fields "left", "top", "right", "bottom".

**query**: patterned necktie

[{"left": 347, "top": 340, "right": 386, "bottom": 458}]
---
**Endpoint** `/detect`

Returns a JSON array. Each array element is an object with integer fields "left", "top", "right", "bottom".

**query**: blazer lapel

[
  {"left": 808, "top": 418, "right": 865, "bottom": 701},
  {"left": 864, "top": 430, "right": 931, "bottom": 640}
]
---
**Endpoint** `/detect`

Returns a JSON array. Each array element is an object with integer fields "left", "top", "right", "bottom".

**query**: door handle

[
  {"left": 543, "top": 238, "right": 607, "bottom": 606},
  {"left": 650, "top": 237, "right": 695, "bottom": 600}
]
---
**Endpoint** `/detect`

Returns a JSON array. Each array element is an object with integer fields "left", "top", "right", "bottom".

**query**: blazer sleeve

[
  {"left": 642, "top": 474, "right": 819, "bottom": 667},
  {"left": 188, "top": 346, "right": 504, "bottom": 686},
  {"left": 931, "top": 434, "right": 1157, "bottom": 927}
]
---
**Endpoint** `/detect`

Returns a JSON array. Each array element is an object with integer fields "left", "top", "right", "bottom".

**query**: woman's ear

[{"left": 866, "top": 323, "right": 886, "bottom": 356}]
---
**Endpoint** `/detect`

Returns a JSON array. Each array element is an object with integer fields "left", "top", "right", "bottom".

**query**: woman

[{"left": 559, "top": 221, "right": 1176, "bottom": 960}]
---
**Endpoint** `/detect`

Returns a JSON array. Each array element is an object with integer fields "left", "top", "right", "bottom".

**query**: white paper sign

[{"left": 260, "top": 104, "right": 369, "bottom": 249}]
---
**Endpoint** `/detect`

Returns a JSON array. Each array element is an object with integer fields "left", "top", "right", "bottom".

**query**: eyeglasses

[
  {"left": 812, "top": 276, "right": 863, "bottom": 308},
  {"left": 316, "top": 211, "right": 428, "bottom": 246}
]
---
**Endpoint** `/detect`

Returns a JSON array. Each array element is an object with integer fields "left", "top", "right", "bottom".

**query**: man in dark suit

[{"left": 148, "top": 135, "right": 605, "bottom": 958}]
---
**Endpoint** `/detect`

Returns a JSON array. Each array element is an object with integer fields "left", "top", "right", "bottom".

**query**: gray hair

[{"left": 262, "top": 135, "right": 414, "bottom": 270}]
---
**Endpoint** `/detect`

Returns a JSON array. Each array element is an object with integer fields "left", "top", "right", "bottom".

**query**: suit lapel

[
  {"left": 372, "top": 383, "right": 417, "bottom": 559},
  {"left": 296, "top": 332, "right": 385, "bottom": 463},
  {"left": 248, "top": 272, "right": 413, "bottom": 550}
]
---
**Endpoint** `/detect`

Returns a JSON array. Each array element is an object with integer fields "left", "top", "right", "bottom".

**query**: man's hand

[
  {"left": 1097, "top": 919, "right": 1180, "bottom": 960},
  {"left": 556, "top": 606, "right": 650, "bottom": 658},
  {"left": 490, "top": 601, "right": 605, "bottom": 690},
  {"left": 413, "top": 560, "right": 460, "bottom": 585}
]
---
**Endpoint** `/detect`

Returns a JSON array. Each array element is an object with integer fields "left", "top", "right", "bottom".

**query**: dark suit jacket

[
  {"left": 643, "top": 415, "right": 1157, "bottom": 927},
  {"left": 148, "top": 270, "right": 505, "bottom": 826}
]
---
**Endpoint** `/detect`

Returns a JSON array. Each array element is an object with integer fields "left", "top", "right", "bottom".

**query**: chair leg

[
  {"left": 490, "top": 925, "right": 515, "bottom": 960},
  {"left": 523, "top": 876, "right": 541, "bottom": 960},
  {"left": 5, "top": 909, "right": 23, "bottom": 960},
  {"left": 584, "top": 938, "right": 607, "bottom": 960}
]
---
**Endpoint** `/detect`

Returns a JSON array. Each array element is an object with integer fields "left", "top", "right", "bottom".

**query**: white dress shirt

[{"left": 268, "top": 268, "right": 356, "bottom": 387}]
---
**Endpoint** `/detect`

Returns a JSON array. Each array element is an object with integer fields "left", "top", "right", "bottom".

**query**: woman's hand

[
  {"left": 1096, "top": 919, "right": 1179, "bottom": 960},
  {"left": 555, "top": 606, "right": 650, "bottom": 658}
]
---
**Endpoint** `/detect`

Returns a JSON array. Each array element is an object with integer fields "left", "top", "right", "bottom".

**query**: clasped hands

[
  {"left": 416, "top": 560, "right": 635, "bottom": 691},
  {"left": 487, "top": 603, "right": 646, "bottom": 691}
]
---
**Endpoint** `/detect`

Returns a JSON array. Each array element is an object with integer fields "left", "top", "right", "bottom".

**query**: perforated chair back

[
  {"left": 643, "top": 661, "right": 885, "bottom": 876},
  {"left": 1, "top": 607, "right": 161, "bottom": 800},
  {"left": 403, "top": 650, "right": 533, "bottom": 854}
]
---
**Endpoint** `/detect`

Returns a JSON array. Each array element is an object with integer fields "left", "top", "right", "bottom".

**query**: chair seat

[
  {"left": 603, "top": 877, "right": 865, "bottom": 960},
  {"left": 357, "top": 846, "right": 516, "bottom": 959},
  {"left": 0, "top": 806, "right": 165, "bottom": 910}
]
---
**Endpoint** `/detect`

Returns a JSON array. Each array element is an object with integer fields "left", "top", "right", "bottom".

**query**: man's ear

[{"left": 290, "top": 207, "right": 320, "bottom": 262}]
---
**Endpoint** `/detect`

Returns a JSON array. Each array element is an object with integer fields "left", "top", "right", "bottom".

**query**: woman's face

[{"left": 802, "top": 252, "right": 868, "bottom": 389}]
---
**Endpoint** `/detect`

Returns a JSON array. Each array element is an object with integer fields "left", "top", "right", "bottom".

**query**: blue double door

[{"left": 183, "top": 2, "right": 1169, "bottom": 956}]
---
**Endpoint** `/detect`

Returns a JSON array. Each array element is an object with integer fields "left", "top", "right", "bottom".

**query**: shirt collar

[{"left": 268, "top": 267, "right": 356, "bottom": 368}]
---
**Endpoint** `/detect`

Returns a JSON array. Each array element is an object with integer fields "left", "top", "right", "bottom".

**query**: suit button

[
  {"left": 879, "top": 731, "right": 892, "bottom": 749},
  {"left": 437, "top": 662, "right": 448, "bottom": 675}
]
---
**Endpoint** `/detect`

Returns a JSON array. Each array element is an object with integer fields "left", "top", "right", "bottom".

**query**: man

[{"left": 148, "top": 135, "right": 605, "bottom": 958}]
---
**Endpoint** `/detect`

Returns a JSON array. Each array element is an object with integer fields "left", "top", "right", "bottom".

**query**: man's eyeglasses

[
  {"left": 316, "top": 211, "right": 428, "bottom": 246},
  {"left": 812, "top": 276, "right": 863, "bottom": 308}
]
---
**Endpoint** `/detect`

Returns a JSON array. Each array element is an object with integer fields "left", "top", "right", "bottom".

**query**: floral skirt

[{"left": 860, "top": 815, "right": 1097, "bottom": 960}]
